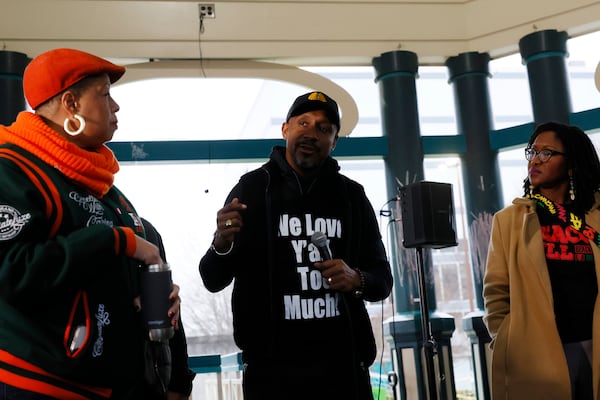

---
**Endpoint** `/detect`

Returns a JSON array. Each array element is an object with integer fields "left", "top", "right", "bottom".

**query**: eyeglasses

[{"left": 524, "top": 147, "right": 566, "bottom": 162}]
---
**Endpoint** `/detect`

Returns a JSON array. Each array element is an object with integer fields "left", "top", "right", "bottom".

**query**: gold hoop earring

[{"left": 63, "top": 114, "right": 86, "bottom": 136}]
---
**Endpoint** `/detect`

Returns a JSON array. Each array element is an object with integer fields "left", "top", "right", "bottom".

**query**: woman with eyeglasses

[{"left": 483, "top": 121, "right": 600, "bottom": 400}]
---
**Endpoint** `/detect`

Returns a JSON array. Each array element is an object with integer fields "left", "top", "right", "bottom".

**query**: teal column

[
  {"left": 0, "top": 51, "right": 29, "bottom": 124},
  {"left": 374, "top": 50, "right": 456, "bottom": 400},
  {"left": 519, "top": 29, "right": 571, "bottom": 124},
  {"left": 372, "top": 50, "right": 431, "bottom": 313},
  {"left": 445, "top": 52, "right": 502, "bottom": 309},
  {"left": 445, "top": 51, "right": 503, "bottom": 400}
]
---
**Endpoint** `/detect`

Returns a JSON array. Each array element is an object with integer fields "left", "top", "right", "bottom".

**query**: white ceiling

[
  {"left": 5, "top": 0, "right": 600, "bottom": 136},
  {"left": 3, "top": 0, "right": 600, "bottom": 66}
]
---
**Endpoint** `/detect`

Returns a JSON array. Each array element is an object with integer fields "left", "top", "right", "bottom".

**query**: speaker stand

[{"left": 415, "top": 246, "right": 439, "bottom": 400}]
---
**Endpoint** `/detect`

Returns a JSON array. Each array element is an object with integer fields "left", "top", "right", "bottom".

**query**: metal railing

[
  {"left": 188, "top": 353, "right": 395, "bottom": 400},
  {"left": 189, "top": 352, "right": 243, "bottom": 400}
]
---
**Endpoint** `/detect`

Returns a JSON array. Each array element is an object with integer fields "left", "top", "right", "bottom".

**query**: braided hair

[{"left": 522, "top": 121, "right": 600, "bottom": 213}]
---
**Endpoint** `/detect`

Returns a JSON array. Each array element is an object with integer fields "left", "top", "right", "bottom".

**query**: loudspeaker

[{"left": 399, "top": 181, "right": 457, "bottom": 249}]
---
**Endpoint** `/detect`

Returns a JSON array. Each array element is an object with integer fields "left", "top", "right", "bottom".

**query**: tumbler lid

[{"left": 147, "top": 262, "right": 170, "bottom": 272}]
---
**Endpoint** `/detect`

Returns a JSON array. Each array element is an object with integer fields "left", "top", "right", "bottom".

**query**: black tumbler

[{"left": 140, "top": 262, "right": 175, "bottom": 342}]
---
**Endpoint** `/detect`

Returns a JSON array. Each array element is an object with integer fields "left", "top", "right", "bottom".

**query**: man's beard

[{"left": 293, "top": 152, "right": 322, "bottom": 173}]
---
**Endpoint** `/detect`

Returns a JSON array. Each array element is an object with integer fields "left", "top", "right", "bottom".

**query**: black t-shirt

[{"left": 537, "top": 203, "right": 598, "bottom": 343}]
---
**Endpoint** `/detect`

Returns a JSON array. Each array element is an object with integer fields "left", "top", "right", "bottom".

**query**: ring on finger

[{"left": 225, "top": 218, "right": 233, "bottom": 228}]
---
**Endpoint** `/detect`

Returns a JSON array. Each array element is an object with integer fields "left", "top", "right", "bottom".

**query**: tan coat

[{"left": 483, "top": 196, "right": 600, "bottom": 400}]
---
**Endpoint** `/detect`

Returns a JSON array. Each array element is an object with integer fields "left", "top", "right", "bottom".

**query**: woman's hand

[
  {"left": 133, "top": 235, "right": 163, "bottom": 266},
  {"left": 168, "top": 283, "right": 182, "bottom": 330}
]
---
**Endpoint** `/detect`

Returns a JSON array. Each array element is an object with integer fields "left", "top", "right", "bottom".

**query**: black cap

[{"left": 286, "top": 91, "right": 340, "bottom": 130}]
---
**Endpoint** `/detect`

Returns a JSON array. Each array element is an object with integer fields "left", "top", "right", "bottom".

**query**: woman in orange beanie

[{"left": 0, "top": 48, "right": 183, "bottom": 399}]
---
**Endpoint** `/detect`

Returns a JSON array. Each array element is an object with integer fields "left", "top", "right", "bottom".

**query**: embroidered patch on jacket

[
  {"left": 69, "top": 191, "right": 113, "bottom": 227},
  {"left": 92, "top": 304, "right": 111, "bottom": 357},
  {"left": 0, "top": 205, "right": 31, "bottom": 240}
]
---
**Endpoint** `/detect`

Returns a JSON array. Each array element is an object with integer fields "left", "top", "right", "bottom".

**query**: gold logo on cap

[{"left": 307, "top": 92, "right": 328, "bottom": 103}]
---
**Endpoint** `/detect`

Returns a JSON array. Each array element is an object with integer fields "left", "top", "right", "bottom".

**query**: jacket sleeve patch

[{"left": 0, "top": 204, "right": 31, "bottom": 240}]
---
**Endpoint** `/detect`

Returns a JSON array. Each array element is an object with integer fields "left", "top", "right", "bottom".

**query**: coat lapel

[{"left": 519, "top": 198, "right": 554, "bottom": 303}]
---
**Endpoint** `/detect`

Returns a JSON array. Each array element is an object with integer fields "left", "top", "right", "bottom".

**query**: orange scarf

[{"left": 0, "top": 111, "right": 119, "bottom": 198}]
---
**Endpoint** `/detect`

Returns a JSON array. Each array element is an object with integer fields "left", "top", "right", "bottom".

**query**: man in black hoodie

[{"left": 199, "top": 91, "right": 393, "bottom": 400}]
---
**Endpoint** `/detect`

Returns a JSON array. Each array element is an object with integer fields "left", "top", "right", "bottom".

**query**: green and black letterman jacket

[{"left": 0, "top": 112, "right": 145, "bottom": 399}]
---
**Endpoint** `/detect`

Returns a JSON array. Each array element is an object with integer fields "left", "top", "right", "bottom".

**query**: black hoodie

[{"left": 199, "top": 146, "right": 393, "bottom": 370}]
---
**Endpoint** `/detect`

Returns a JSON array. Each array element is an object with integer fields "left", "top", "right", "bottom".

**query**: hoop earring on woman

[
  {"left": 63, "top": 114, "right": 86, "bottom": 136},
  {"left": 529, "top": 184, "right": 535, "bottom": 197}
]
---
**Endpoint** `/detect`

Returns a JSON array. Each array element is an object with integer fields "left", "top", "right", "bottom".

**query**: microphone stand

[{"left": 415, "top": 246, "right": 438, "bottom": 400}]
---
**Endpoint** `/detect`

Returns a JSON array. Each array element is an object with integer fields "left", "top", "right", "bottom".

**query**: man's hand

[
  {"left": 314, "top": 259, "right": 361, "bottom": 293},
  {"left": 213, "top": 197, "right": 247, "bottom": 251}
]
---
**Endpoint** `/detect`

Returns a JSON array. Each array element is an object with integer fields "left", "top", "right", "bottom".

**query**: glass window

[
  {"left": 304, "top": 66, "right": 382, "bottom": 138},
  {"left": 567, "top": 31, "right": 600, "bottom": 112},
  {"left": 115, "top": 161, "right": 257, "bottom": 340},
  {"left": 112, "top": 78, "right": 310, "bottom": 141},
  {"left": 489, "top": 53, "right": 534, "bottom": 130},
  {"left": 417, "top": 67, "right": 458, "bottom": 136},
  {"left": 497, "top": 146, "right": 528, "bottom": 207}
]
